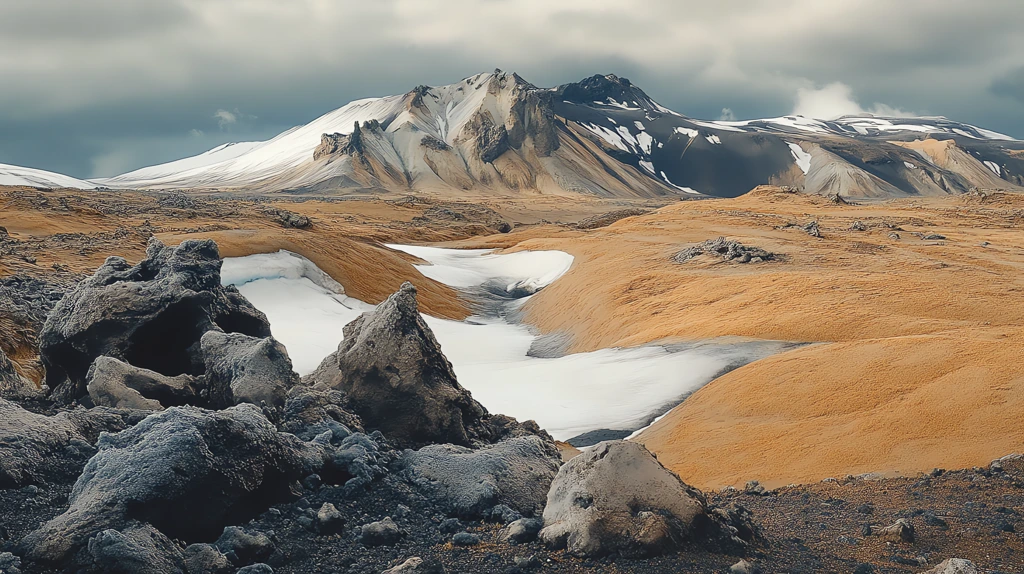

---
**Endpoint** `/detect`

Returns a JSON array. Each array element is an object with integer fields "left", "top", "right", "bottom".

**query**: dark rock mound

[
  {"left": 18, "top": 404, "right": 323, "bottom": 566},
  {"left": 398, "top": 435, "right": 561, "bottom": 519},
  {"left": 86, "top": 356, "right": 197, "bottom": 410},
  {"left": 39, "top": 237, "right": 271, "bottom": 403},
  {"left": 673, "top": 237, "right": 777, "bottom": 264},
  {"left": 262, "top": 208, "right": 311, "bottom": 229},
  {"left": 306, "top": 282, "right": 541, "bottom": 449},
  {"left": 0, "top": 398, "right": 134, "bottom": 488},
  {"left": 84, "top": 522, "right": 186, "bottom": 574},
  {"left": 539, "top": 440, "right": 733, "bottom": 558}
]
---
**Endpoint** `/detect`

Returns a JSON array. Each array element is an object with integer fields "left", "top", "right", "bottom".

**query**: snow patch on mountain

[
  {"left": 787, "top": 142, "right": 812, "bottom": 174},
  {"left": 0, "top": 163, "right": 97, "bottom": 189}
]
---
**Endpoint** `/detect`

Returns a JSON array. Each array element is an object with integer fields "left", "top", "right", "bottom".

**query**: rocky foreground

[{"left": 0, "top": 237, "right": 1021, "bottom": 574}]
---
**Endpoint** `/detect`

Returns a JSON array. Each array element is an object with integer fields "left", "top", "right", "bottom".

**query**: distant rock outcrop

[{"left": 39, "top": 238, "right": 271, "bottom": 403}]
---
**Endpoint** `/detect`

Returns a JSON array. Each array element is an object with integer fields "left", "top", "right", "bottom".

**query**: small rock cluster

[{"left": 673, "top": 237, "right": 777, "bottom": 264}]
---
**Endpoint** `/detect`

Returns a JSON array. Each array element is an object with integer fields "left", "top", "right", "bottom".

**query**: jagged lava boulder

[
  {"left": 398, "top": 435, "right": 561, "bottom": 519},
  {"left": 539, "top": 440, "right": 715, "bottom": 558},
  {"left": 39, "top": 237, "right": 271, "bottom": 403},
  {"left": 0, "top": 398, "right": 134, "bottom": 488},
  {"left": 18, "top": 404, "right": 324, "bottom": 566},
  {"left": 86, "top": 356, "right": 197, "bottom": 410},
  {"left": 308, "top": 282, "right": 536, "bottom": 448}
]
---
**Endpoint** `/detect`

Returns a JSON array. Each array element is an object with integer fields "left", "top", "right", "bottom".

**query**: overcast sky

[{"left": 2, "top": 0, "right": 1022, "bottom": 179}]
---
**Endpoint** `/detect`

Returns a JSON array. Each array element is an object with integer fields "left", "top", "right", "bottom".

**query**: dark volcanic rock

[
  {"left": 358, "top": 517, "right": 404, "bottom": 546},
  {"left": 576, "top": 208, "right": 650, "bottom": 230},
  {"left": 86, "top": 356, "right": 198, "bottom": 410},
  {"left": 398, "top": 436, "right": 560, "bottom": 519},
  {"left": 18, "top": 404, "right": 323, "bottom": 565},
  {"left": 673, "top": 237, "right": 777, "bottom": 264},
  {"left": 463, "top": 110, "right": 509, "bottom": 163},
  {"left": 39, "top": 237, "right": 271, "bottom": 403},
  {"left": 215, "top": 526, "right": 275, "bottom": 566},
  {"left": 279, "top": 386, "right": 364, "bottom": 442},
  {"left": 201, "top": 331, "right": 299, "bottom": 412},
  {"left": 308, "top": 282, "right": 538, "bottom": 448},
  {"left": 0, "top": 398, "right": 132, "bottom": 488},
  {"left": 183, "top": 543, "right": 232, "bottom": 574},
  {"left": 539, "top": 440, "right": 715, "bottom": 558},
  {"left": 84, "top": 522, "right": 186, "bottom": 574}
]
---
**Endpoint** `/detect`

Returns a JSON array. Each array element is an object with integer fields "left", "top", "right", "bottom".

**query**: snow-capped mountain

[
  {"left": 6, "top": 71, "right": 1024, "bottom": 198},
  {"left": 0, "top": 163, "right": 98, "bottom": 190}
]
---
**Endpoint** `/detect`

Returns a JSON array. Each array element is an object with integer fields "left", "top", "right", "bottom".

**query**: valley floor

[{"left": 3, "top": 185, "right": 1024, "bottom": 490}]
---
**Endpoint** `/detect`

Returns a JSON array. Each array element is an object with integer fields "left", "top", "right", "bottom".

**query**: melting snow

[
  {"left": 904, "top": 161, "right": 917, "bottom": 169},
  {"left": 633, "top": 121, "right": 646, "bottom": 131},
  {"left": 786, "top": 142, "right": 812, "bottom": 174},
  {"left": 984, "top": 161, "right": 1002, "bottom": 176},
  {"left": 639, "top": 160, "right": 656, "bottom": 174},
  {"left": 0, "top": 163, "right": 98, "bottom": 189},
  {"left": 222, "top": 248, "right": 782, "bottom": 440},
  {"left": 674, "top": 127, "right": 699, "bottom": 139},
  {"left": 705, "top": 135, "right": 722, "bottom": 145},
  {"left": 636, "top": 131, "right": 655, "bottom": 155},
  {"left": 659, "top": 171, "right": 700, "bottom": 195}
]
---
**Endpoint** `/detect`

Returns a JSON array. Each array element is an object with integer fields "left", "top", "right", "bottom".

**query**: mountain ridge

[{"left": 4, "top": 70, "right": 1024, "bottom": 198}]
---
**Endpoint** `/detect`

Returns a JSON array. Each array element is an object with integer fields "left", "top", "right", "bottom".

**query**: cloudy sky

[{"left": 2, "top": 0, "right": 1022, "bottom": 179}]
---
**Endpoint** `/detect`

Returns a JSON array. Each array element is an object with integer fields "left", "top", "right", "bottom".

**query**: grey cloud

[{"left": 0, "top": 0, "right": 1022, "bottom": 179}]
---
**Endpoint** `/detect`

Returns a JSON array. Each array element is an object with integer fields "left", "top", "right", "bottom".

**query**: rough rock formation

[
  {"left": 308, "top": 282, "right": 533, "bottom": 448},
  {"left": 539, "top": 440, "right": 714, "bottom": 557},
  {"left": 462, "top": 110, "right": 509, "bottom": 163},
  {"left": 39, "top": 237, "right": 271, "bottom": 403},
  {"left": 398, "top": 435, "right": 561, "bottom": 518},
  {"left": 201, "top": 331, "right": 299, "bottom": 412},
  {"left": 18, "top": 404, "right": 323, "bottom": 566},
  {"left": 313, "top": 125, "right": 363, "bottom": 161},
  {"left": 576, "top": 208, "right": 650, "bottom": 230},
  {"left": 86, "top": 356, "right": 197, "bottom": 410},
  {"left": 84, "top": 523, "right": 186, "bottom": 574},
  {"left": 0, "top": 398, "right": 133, "bottom": 488},
  {"left": 673, "top": 237, "right": 777, "bottom": 264}
]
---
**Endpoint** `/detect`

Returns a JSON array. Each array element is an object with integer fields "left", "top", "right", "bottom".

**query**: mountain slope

[
  {"left": 6, "top": 71, "right": 1024, "bottom": 198},
  {"left": 0, "top": 163, "right": 97, "bottom": 190}
]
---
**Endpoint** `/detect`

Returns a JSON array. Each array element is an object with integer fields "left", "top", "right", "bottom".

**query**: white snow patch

[
  {"left": 904, "top": 161, "right": 917, "bottom": 169},
  {"left": 636, "top": 131, "right": 655, "bottom": 155},
  {"left": 705, "top": 135, "right": 722, "bottom": 145},
  {"left": 674, "top": 127, "right": 699, "bottom": 139},
  {"left": 633, "top": 121, "right": 646, "bottom": 131},
  {"left": 222, "top": 248, "right": 769, "bottom": 440},
  {"left": 659, "top": 171, "right": 700, "bottom": 195},
  {"left": 385, "top": 244, "right": 574, "bottom": 294},
  {"left": 984, "top": 161, "right": 1002, "bottom": 176},
  {"left": 0, "top": 163, "right": 98, "bottom": 189},
  {"left": 639, "top": 160, "right": 656, "bottom": 174},
  {"left": 786, "top": 142, "right": 812, "bottom": 174},
  {"left": 579, "top": 122, "right": 629, "bottom": 151},
  {"left": 691, "top": 119, "right": 746, "bottom": 133},
  {"left": 607, "top": 117, "right": 617, "bottom": 124}
]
